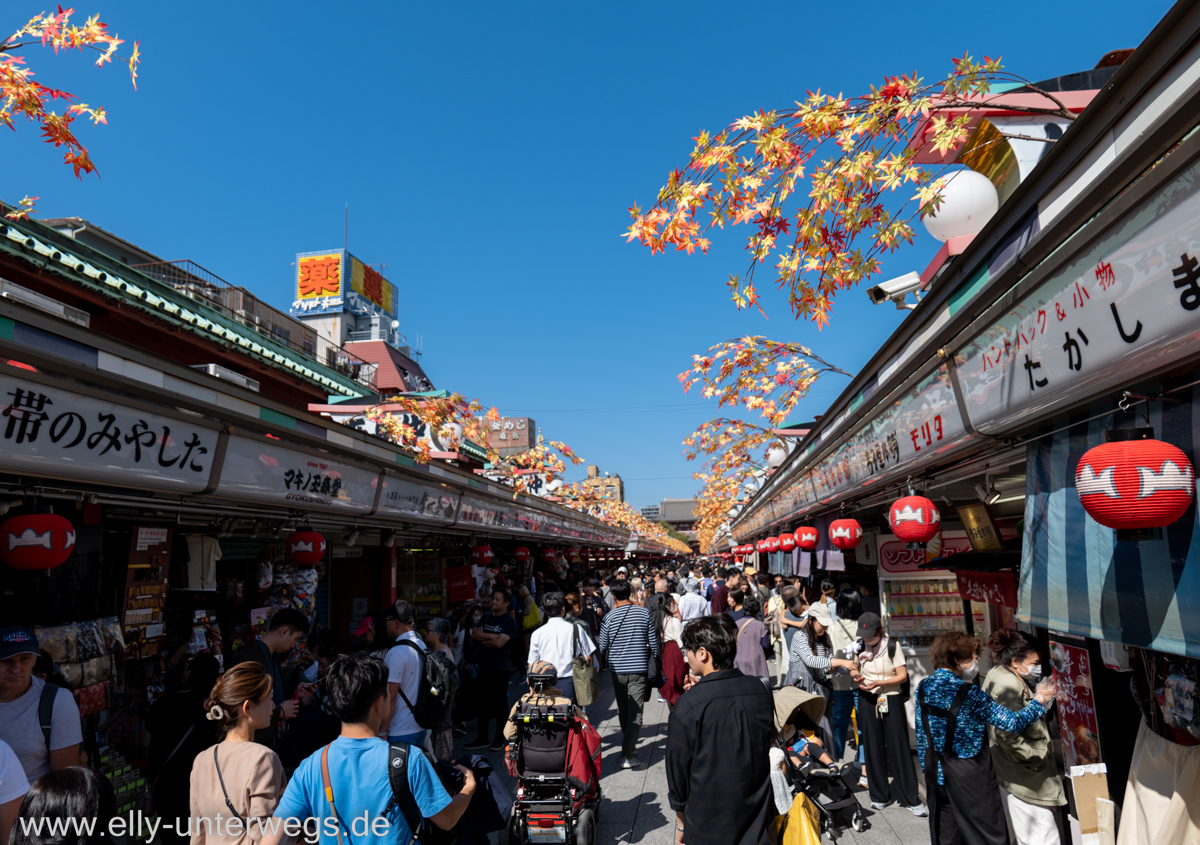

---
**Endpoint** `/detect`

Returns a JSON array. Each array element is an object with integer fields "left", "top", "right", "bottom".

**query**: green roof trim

[
  {"left": 395, "top": 454, "right": 415, "bottom": 467},
  {"left": 0, "top": 316, "right": 12, "bottom": 342},
  {"left": 259, "top": 407, "right": 296, "bottom": 429},
  {"left": 0, "top": 218, "right": 370, "bottom": 399},
  {"left": 949, "top": 263, "right": 990, "bottom": 316}
]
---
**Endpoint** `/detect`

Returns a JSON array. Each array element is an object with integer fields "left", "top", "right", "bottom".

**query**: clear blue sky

[{"left": 7, "top": 1, "right": 1172, "bottom": 509}]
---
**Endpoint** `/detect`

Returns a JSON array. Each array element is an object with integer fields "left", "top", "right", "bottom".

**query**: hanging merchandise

[
  {"left": 778, "top": 533, "right": 796, "bottom": 552},
  {"left": 471, "top": 545, "right": 494, "bottom": 566},
  {"left": 540, "top": 548, "right": 557, "bottom": 564},
  {"left": 0, "top": 513, "right": 75, "bottom": 570},
  {"left": 1075, "top": 431, "right": 1194, "bottom": 530},
  {"left": 795, "top": 527, "right": 819, "bottom": 551},
  {"left": 513, "top": 546, "right": 531, "bottom": 563},
  {"left": 256, "top": 560, "right": 274, "bottom": 590},
  {"left": 764, "top": 536, "right": 781, "bottom": 553},
  {"left": 829, "top": 519, "right": 863, "bottom": 550},
  {"left": 286, "top": 531, "right": 326, "bottom": 566},
  {"left": 888, "top": 494, "right": 942, "bottom": 547}
]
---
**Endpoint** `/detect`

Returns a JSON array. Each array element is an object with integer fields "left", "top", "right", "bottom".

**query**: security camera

[{"left": 866, "top": 271, "right": 923, "bottom": 310}]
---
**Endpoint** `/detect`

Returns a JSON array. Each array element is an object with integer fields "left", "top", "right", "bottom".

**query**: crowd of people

[{"left": 0, "top": 557, "right": 1068, "bottom": 845}]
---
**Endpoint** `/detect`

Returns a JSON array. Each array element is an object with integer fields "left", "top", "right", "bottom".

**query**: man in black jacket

[{"left": 666, "top": 615, "right": 774, "bottom": 845}]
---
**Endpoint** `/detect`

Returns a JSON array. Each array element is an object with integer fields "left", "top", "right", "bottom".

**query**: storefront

[
  {"left": 731, "top": 9, "right": 1200, "bottom": 840},
  {"left": 0, "top": 296, "right": 627, "bottom": 815}
]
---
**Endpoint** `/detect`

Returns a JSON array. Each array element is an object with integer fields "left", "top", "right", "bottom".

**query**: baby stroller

[
  {"left": 774, "top": 686, "right": 867, "bottom": 838},
  {"left": 505, "top": 668, "right": 602, "bottom": 845}
]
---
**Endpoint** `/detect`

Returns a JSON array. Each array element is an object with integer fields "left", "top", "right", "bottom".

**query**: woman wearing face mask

[
  {"left": 850, "top": 613, "right": 925, "bottom": 816},
  {"left": 983, "top": 630, "right": 1065, "bottom": 845},
  {"left": 915, "top": 632, "right": 1057, "bottom": 845}
]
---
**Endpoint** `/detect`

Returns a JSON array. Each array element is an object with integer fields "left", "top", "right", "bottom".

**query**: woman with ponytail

[{"left": 189, "top": 663, "right": 285, "bottom": 844}]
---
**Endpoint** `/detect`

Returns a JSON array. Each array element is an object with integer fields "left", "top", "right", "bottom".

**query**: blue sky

[{"left": 7, "top": 1, "right": 1171, "bottom": 509}]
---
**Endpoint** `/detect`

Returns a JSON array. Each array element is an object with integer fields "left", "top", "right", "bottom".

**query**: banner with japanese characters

[
  {"left": 741, "top": 365, "right": 968, "bottom": 533},
  {"left": 0, "top": 374, "right": 220, "bottom": 493},
  {"left": 376, "top": 474, "right": 459, "bottom": 524},
  {"left": 1049, "top": 637, "right": 1102, "bottom": 769},
  {"left": 214, "top": 434, "right": 378, "bottom": 513},
  {"left": 958, "top": 155, "right": 1200, "bottom": 433}
]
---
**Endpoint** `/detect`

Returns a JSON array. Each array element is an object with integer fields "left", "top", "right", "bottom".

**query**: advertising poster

[{"left": 1049, "top": 637, "right": 1102, "bottom": 768}]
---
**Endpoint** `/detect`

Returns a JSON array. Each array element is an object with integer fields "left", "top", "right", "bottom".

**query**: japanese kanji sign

[
  {"left": 296, "top": 253, "right": 343, "bottom": 300},
  {"left": 376, "top": 474, "right": 459, "bottom": 524},
  {"left": 0, "top": 376, "right": 219, "bottom": 493},
  {"left": 957, "top": 156, "right": 1200, "bottom": 433},
  {"left": 214, "top": 435, "right": 377, "bottom": 513},
  {"left": 955, "top": 569, "right": 1018, "bottom": 608}
]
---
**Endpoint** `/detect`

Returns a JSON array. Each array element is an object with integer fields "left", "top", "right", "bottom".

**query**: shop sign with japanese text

[
  {"left": 214, "top": 435, "right": 377, "bottom": 513},
  {"left": 0, "top": 375, "right": 219, "bottom": 492},
  {"left": 376, "top": 475, "right": 458, "bottom": 524},
  {"left": 957, "top": 156, "right": 1200, "bottom": 433},
  {"left": 877, "top": 530, "right": 970, "bottom": 573},
  {"left": 740, "top": 366, "right": 968, "bottom": 532},
  {"left": 1049, "top": 638, "right": 1102, "bottom": 769}
]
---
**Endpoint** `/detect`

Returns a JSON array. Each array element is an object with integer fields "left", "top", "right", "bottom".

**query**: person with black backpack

[
  {"left": 383, "top": 601, "right": 433, "bottom": 746},
  {"left": 260, "top": 654, "right": 476, "bottom": 845},
  {"left": 847, "top": 612, "right": 926, "bottom": 817},
  {"left": 0, "top": 627, "right": 82, "bottom": 783}
]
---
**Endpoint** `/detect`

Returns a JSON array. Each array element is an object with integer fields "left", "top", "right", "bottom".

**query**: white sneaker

[
  {"left": 870, "top": 801, "right": 889, "bottom": 810},
  {"left": 620, "top": 756, "right": 636, "bottom": 770},
  {"left": 907, "top": 805, "right": 928, "bottom": 817}
]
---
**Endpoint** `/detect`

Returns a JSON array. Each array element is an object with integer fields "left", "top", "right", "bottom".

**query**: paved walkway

[{"left": 453, "top": 669, "right": 933, "bottom": 844}]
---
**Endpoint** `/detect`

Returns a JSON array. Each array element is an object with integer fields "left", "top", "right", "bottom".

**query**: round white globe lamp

[
  {"left": 767, "top": 444, "right": 787, "bottom": 468},
  {"left": 923, "top": 169, "right": 999, "bottom": 242}
]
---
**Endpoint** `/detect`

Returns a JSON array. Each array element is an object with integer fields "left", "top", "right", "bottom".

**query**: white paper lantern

[{"left": 923, "top": 169, "right": 999, "bottom": 242}]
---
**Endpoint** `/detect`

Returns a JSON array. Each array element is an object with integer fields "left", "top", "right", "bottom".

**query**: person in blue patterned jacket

[{"left": 915, "top": 631, "right": 1057, "bottom": 845}]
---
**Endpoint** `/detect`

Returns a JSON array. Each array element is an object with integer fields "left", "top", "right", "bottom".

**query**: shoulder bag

[
  {"left": 133, "top": 724, "right": 196, "bottom": 841},
  {"left": 572, "top": 624, "right": 599, "bottom": 706}
]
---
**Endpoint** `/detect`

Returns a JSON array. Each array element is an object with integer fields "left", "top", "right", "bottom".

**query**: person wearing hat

[
  {"left": 501, "top": 661, "right": 587, "bottom": 742},
  {"left": 0, "top": 627, "right": 82, "bottom": 781},
  {"left": 849, "top": 612, "right": 926, "bottom": 816}
]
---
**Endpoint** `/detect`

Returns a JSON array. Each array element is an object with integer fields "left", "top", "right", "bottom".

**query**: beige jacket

[
  {"left": 983, "top": 665, "right": 1066, "bottom": 807},
  {"left": 189, "top": 741, "right": 284, "bottom": 844}
]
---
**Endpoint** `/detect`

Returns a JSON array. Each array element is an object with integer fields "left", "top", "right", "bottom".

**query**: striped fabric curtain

[{"left": 1019, "top": 394, "right": 1200, "bottom": 658}]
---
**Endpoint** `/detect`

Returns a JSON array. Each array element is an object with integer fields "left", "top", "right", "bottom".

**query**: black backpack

[
  {"left": 394, "top": 641, "right": 457, "bottom": 731},
  {"left": 384, "top": 743, "right": 462, "bottom": 845},
  {"left": 887, "top": 638, "right": 912, "bottom": 703}
]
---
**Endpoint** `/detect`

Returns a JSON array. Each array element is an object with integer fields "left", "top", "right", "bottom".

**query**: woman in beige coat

[
  {"left": 189, "top": 663, "right": 285, "bottom": 844},
  {"left": 983, "top": 630, "right": 1065, "bottom": 845}
]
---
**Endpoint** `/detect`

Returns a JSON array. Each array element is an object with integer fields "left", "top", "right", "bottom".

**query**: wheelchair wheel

[
  {"left": 507, "top": 813, "right": 525, "bottom": 845},
  {"left": 574, "top": 807, "right": 597, "bottom": 845}
]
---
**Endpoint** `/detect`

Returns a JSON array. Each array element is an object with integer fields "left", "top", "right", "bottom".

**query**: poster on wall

[{"left": 1049, "top": 637, "right": 1102, "bottom": 769}]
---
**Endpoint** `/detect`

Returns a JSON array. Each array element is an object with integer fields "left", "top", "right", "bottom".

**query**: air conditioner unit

[
  {"left": 189, "top": 363, "right": 261, "bottom": 392},
  {"left": 0, "top": 279, "right": 90, "bottom": 327}
]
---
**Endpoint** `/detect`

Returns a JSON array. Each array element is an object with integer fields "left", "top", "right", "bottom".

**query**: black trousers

[
  {"left": 611, "top": 672, "right": 648, "bottom": 757},
  {"left": 859, "top": 693, "right": 921, "bottom": 807},
  {"left": 472, "top": 669, "right": 511, "bottom": 744}
]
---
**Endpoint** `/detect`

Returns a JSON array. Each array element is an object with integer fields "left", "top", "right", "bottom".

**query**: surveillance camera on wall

[{"left": 866, "top": 271, "right": 923, "bottom": 310}]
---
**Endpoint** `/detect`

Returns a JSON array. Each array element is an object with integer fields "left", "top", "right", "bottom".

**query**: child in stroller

[
  {"left": 772, "top": 686, "right": 867, "bottom": 838},
  {"left": 503, "top": 661, "right": 602, "bottom": 845}
]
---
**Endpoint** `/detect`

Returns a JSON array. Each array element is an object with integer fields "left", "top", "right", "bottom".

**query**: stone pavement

[{"left": 453, "top": 669, "right": 934, "bottom": 844}]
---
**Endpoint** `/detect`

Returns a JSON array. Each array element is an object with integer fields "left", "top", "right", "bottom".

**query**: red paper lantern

[
  {"left": 512, "top": 546, "right": 531, "bottom": 563},
  {"left": 471, "top": 545, "right": 494, "bottom": 566},
  {"left": 540, "top": 548, "right": 557, "bottom": 563},
  {"left": 829, "top": 519, "right": 863, "bottom": 550},
  {"left": 565, "top": 547, "right": 580, "bottom": 563},
  {"left": 888, "top": 495, "right": 942, "bottom": 545},
  {"left": 765, "top": 536, "right": 781, "bottom": 552},
  {"left": 286, "top": 531, "right": 326, "bottom": 566},
  {"left": 1076, "top": 439, "right": 1195, "bottom": 529},
  {"left": 778, "top": 533, "right": 796, "bottom": 552},
  {"left": 795, "top": 528, "right": 819, "bottom": 551},
  {"left": 0, "top": 514, "right": 75, "bottom": 570},
  {"left": 754, "top": 540, "right": 766, "bottom": 553}
]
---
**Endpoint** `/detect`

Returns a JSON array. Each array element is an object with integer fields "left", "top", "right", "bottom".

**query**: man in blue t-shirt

[
  {"left": 465, "top": 586, "right": 520, "bottom": 752},
  {"left": 260, "top": 653, "right": 475, "bottom": 845}
]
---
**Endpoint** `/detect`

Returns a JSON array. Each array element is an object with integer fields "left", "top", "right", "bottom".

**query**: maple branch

[{"left": 997, "top": 132, "right": 1057, "bottom": 143}]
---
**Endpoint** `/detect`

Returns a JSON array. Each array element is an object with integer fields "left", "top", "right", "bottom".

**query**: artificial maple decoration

[
  {"left": 366, "top": 394, "right": 584, "bottom": 499},
  {"left": 550, "top": 482, "right": 691, "bottom": 556},
  {"left": 1, "top": 8, "right": 140, "bottom": 219},
  {"left": 626, "top": 54, "right": 1075, "bottom": 326},
  {"left": 684, "top": 337, "right": 849, "bottom": 552}
]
